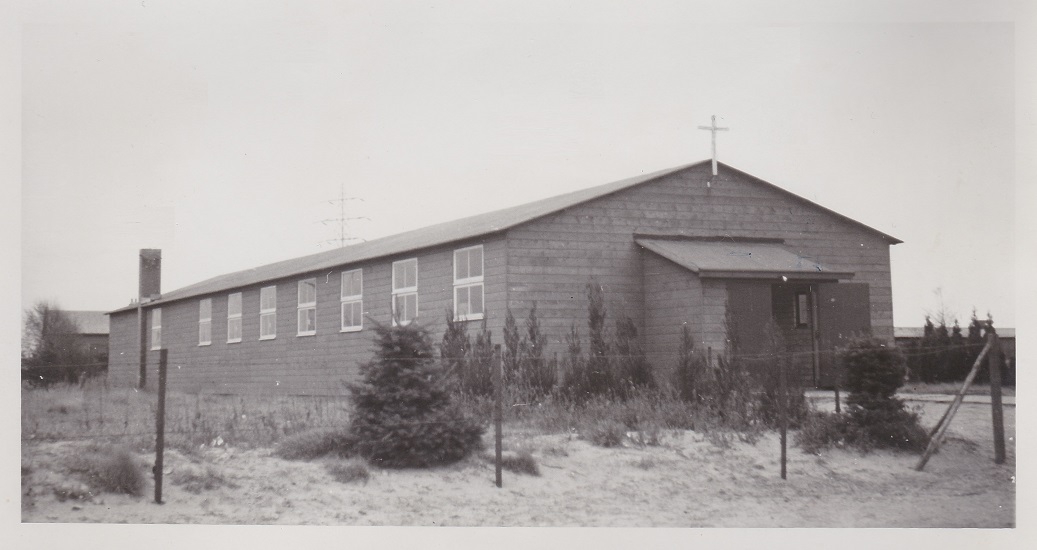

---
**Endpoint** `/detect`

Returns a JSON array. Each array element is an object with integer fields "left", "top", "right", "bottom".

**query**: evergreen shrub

[{"left": 349, "top": 321, "right": 484, "bottom": 468}]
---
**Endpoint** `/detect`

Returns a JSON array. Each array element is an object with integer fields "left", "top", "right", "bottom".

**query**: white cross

[{"left": 698, "top": 115, "right": 729, "bottom": 176}]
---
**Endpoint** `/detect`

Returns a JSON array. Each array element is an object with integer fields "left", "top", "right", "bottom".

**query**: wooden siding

[
  {"left": 504, "top": 163, "right": 894, "bottom": 378},
  {"left": 107, "top": 237, "right": 507, "bottom": 395},
  {"left": 107, "top": 310, "right": 139, "bottom": 387},
  {"left": 642, "top": 251, "right": 703, "bottom": 380}
]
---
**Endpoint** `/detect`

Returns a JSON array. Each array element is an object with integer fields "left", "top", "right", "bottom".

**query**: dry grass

[
  {"left": 21, "top": 381, "right": 352, "bottom": 450},
  {"left": 324, "top": 458, "right": 371, "bottom": 484}
]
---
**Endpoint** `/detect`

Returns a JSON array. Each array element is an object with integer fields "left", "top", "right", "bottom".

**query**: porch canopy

[{"left": 636, "top": 238, "right": 854, "bottom": 281}]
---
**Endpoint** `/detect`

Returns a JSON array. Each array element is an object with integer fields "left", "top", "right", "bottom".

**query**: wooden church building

[{"left": 107, "top": 160, "right": 900, "bottom": 395}]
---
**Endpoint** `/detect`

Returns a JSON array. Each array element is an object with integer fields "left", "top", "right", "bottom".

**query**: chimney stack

[{"left": 139, "top": 249, "right": 162, "bottom": 300}]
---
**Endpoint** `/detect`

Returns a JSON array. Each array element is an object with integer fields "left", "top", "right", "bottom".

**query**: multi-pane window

[
  {"left": 227, "top": 292, "right": 242, "bottom": 343},
  {"left": 260, "top": 285, "right": 277, "bottom": 340},
  {"left": 453, "top": 245, "right": 484, "bottom": 321},
  {"left": 198, "top": 299, "right": 212, "bottom": 346},
  {"left": 391, "top": 258, "right": 418, "bottom": 325},
  {"left": 150, "top": 308, "right": 162, "bottom": 350},
  {"left": 795, "top": 292, "right": 810, "bottom": 328},
  {"left": 298, "top": 278, "right": 317, "bottom": 335},
  {"left": 340, "top": 269, "right": 363, "bottom": 332}
]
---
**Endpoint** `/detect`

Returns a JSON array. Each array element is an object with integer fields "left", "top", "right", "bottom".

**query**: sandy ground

[{"left": 20, "top": 399, "right": 1014, "bottom": 527}]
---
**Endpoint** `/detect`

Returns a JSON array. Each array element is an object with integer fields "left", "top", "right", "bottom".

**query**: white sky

[{"left": 12, "top": 0, "right": 1036, "bottom": 329}]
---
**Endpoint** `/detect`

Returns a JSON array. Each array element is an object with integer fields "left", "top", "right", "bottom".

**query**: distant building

[
  {"left": 64, "top": 310, "right": 110, "bottom": 361},
  {"left": 108, "top": 160, "right": 900, "bottom": 395}
]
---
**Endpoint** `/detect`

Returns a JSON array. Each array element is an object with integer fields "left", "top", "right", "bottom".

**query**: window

[
  {"left": 150, "top": 308, "right": 162, "bottom": 350},
  {"left": 795, "top": 292, "right": 810, "bottom": 328},
  {"left": 340, "top": 269, "right": 363, "bottom": 332},
  {"left": 198, "top": 299, "right": 212, "bottom": 346},
  {"left": 391, "top": 258, "right": 418, "bottom": 325},
  {"left": 260, "top": 286, "right": 277, "bottom": 340},
  {"left": 453, "top": 245, "right": 484, "bottom": 321},
  {"left": 298, "top": 278, "right": 317, "bottom": 335},
  {"left": 227, "top": 292, "right": 242, "bottom": 343}
]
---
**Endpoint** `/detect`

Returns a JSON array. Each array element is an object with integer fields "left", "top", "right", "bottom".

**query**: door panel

[
  {"left": 816, "top": 283, "right": 871, "bottom": 388},
  {"left": 726, "top": 281, "right": 774, "bottom": 357}
]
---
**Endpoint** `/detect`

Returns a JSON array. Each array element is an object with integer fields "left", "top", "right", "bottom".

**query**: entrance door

[
  {"left": 726, "top": 281, "right": 774, "bottom": 357},
  {"left": 816, "top": 283, "right": 871, "bottom": 388}
]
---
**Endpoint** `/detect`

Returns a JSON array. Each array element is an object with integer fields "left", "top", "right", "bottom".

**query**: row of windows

[{"left": 150, "top": 245, "right": 485, "bottom": 349}]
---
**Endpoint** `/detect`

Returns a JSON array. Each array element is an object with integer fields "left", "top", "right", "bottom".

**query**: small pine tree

[
  {"left": 674, "top": 324, "right": 704, "bottom": 403},
  {"left": 585, "top": 279, "right": 615, "bottom": 396},
  {"left": 521, "top": 302, "right": 554, "bottom": 398},
  {"left": 440, "top": 309, "right": 470, "bottom": 392},
  {"left": 349, "top": 321, "right": 484, "bottom": 468},
  {"left": 614, "top": 316, "right": 655, "bottom": 394},
  {"left": 503, "top": 309, "right": 521, "bottom": 384},
  {"left": 561, "top": 323, "right": 589, "bottom": 401},
  {"left": 949, "top": 320, "right": 966, "bottom": 381},
  {"left": 841, "top": 337, "right": 927, "bottom": 451},
  {"left": 933, "top": 319, "right": 951, "bottom": 382},
  {"left": 468, "top": 318, "right": 495, "bottom": 397}
]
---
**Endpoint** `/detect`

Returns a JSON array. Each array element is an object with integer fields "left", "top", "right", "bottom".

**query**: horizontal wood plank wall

[
  {"left": 642, "top": 251, "right": 703, "bottom": 382},
  {"left": 107, "top": 310, "right": 138, "bottom": 387},
  {"left": 505, "top": 164, "right": 894, "bottom": 372},
  {"left": 108, "top": 237, "right": 506, "bottom": 395}
]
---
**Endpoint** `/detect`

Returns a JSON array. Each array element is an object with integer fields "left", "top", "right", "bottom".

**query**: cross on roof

[{"left": 698, "top": 115, "right": 729, "bottom": 177}]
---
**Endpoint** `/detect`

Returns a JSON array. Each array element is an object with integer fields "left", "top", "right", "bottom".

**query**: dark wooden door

[
  {"left": 726, "top": 281, "right": 774, "bottom": 357},
  {"left": 816, "top": 282, "right": 871, "bottom": 388}
]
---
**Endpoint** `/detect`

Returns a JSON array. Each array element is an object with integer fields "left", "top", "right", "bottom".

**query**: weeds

[
  {"left": 68, "top": 447, "right": 147, "bottom": 496},
  {"left": 274, "top": 427, "right": 355, "bottom": 460},
  {"left": 171, "top": 463, "right": 236, "bottom": 494},
  {"left": 498, "top": 450, "right": 540, "bottom": 476},
  {"left": 324, "top": 458, "right": 371, "bottom": 484}
]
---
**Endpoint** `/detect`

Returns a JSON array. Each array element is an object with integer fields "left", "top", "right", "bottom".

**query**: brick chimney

[{"left": 139, "top": 249, "right": 161, "bottom": 300}]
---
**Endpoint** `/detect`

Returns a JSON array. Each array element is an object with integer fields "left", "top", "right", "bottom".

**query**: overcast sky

[{"left": 14, "top": 0, "right": 1036, "bottom": 329}]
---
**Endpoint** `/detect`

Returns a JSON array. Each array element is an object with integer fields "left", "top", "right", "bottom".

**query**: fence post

[
  {"left": 779, "top": 350, "right": 788, "bottom": 480},
  {"left": 987, "top": 331, "right": 1006, "bottom": 464},
  {"left": 493, "top": 344, "right": 503, "bottom": 488},
  {"left": 153, "top": 349, "right": 167, "bottom": 504}
]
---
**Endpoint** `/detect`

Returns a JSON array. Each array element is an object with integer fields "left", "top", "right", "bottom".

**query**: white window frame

[
  {"left": 297, "top": 278, "right": 317, "bottom": 336},
  {"left": 391, "top": 258, "right": 418, "bottom": 326},
  {"left": 260, "top": 285, "right": 277, "bottom": 340},
  {"left": 453, "top": 245, "right": 485, "bottom": 321},
  {"left": 227, "top": 292, "right": 242, "bottom": 343},
  {"left": 198, "top": 299, "right": 212, "bottom": 346},
  {"left": 340, "top": 269, "right": 363, "bottom": 332},
  {"left": 150, "top": 308, "right": 162, "bottom": 350}
]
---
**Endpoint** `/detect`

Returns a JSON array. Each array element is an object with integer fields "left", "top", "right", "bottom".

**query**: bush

[
  {"left": 349, "top": 321, "right": 484, "bottom": 468},
  {"left": 497, "top": 450, "right": 540, "bottom": 476},
  {"left": 798, "top": 338, "right": 930, "bottom": 453},
  {"left": 70, "top": 447, "right": 147, "bottom": 496},
  {"left": 274, "top": 427, "right": 355, "bottom": 460},
  {"left": 171, "top": 463, "right": 236, "bottom": 494},
  {"left": 325, "top": 458, "right": 371, "bottom": 484},
  {"left": 581, "top": 419, "right": 627, "bottom": 447},
  {"left": 795, "top": 411, "right": 859, "bottom": 454},
  {"left": 842, "top": 337, "right": 907, "bottom": 407}
]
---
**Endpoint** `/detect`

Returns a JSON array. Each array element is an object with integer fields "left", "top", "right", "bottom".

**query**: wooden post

[
  {"left": 987, "top": 332, "right": 1006, "bottom": 464},
  {"left": 493, "top": 344, "right": 503, "bottom": 488},
  {"left": 153, "top": 349, "right": 167, "bottom": 504},
  {"left": 779, "top": 350, "right": 788, "bottom": 480},
  {"left": 915, "top": 337, "right": 993, "bottom": 471}
]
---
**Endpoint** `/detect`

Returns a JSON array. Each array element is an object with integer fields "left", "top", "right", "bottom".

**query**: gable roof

[{"left": 110, "top": 160, "right": 900, "bottom": 313}]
